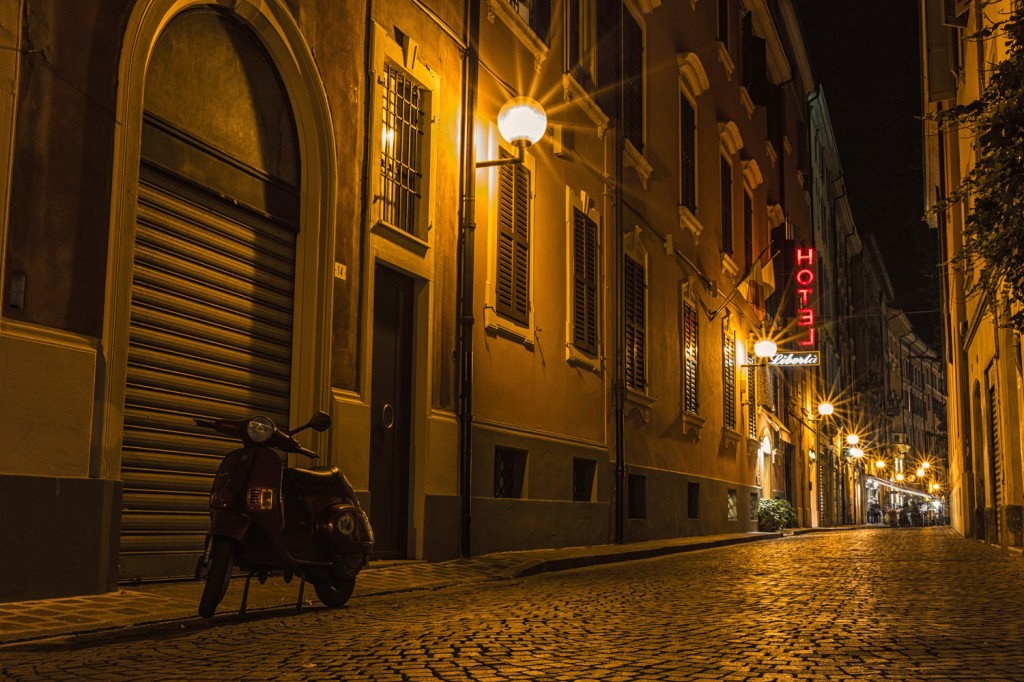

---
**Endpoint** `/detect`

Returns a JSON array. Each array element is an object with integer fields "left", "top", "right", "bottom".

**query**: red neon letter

[
  {"left": 797, "top": 288, "right": 812, "bottom": 306},
  {"left": 798, "top": 308, "right": 815, "bottom": 326},
  {"left": 796, "top": 248, "right": 815, "bottom": 266},
  {"left": 796, "top": 268, "right": 815, "bottom": 286},
  {"left": 798, "top": 328, "right": 817, "bottom": 347}
]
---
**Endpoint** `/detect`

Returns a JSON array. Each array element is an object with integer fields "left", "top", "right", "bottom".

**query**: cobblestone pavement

[{"left": 3, "top": 527, "right": 1023, "bottom": 681}]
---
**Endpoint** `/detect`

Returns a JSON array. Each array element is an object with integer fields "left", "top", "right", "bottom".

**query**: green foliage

[
  {"left": 756, "top": 497, "right": 796, "bottom": 532},
  {"left": 929, "top": 5, "right": 1024, "bottom": 330}
]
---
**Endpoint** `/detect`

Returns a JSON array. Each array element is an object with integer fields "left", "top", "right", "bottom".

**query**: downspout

[
  {"left": 613, "top": 1, "right": 626, "bottom": 545},
  {"left": 456, "top": 0, "right": 481, "bottom": 557}
]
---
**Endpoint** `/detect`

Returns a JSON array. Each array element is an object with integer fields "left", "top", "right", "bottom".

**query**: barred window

[
  {"left": 680, "top": 94, "right": 697, "bottom": 212},
  {"left": 625, "top": 256, "right": 647, "bottom": 392},
  {"left": 496, "top": 151, "right": 531, "bottom": 325},
  {"left": 379, "top": 64, "right": 424, "bottom": 234},
  {"left": 683, "top": 302, "right": 699, "bottom": 414},
  {"left": 572, "top": 208, "right": 599, "bottom": 354},
  {"left": 723, "top": 327, "right": 736, "bottom": 430},
  {"left": 494, "top": 447, "right": 527, "bottom": 498},
  {"left": 721, "top": 157, "right": 733, "bottom": 255},
  {"left": 572, "top": 458, "right": 596, "bottom": 502}
]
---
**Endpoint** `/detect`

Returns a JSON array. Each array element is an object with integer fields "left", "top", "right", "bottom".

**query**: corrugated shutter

[{"left": 119, "top": 161, "right": 296, "bottom": 580}]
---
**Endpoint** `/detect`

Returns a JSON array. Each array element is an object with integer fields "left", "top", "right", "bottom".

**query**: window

[
  {"left": 723, "top": 326, "right": 736, "bottom": 430},
  {"left": 721, "top": 156, "right": 733, "bottom": 255},
  {"left": 683, "top": 301, "right": 699, "bottom": 415},
  {"left": 494, "top": 447, "right": 527, "bottom": 498},
  {"left": 623, "top": 4, "right": 644, "bottom": 153},
  {"left": 508, "top": 0, "right": 551, "bottom": 40},
  {"left": 727, "top": 489, "right": 738, "bottom": 521},
  {"left": 572, "top": 207, "right": 599, "bottom": 355},
  {"left": 687, "top": 482, "right": 700, "bottom": 519},
  {"left": 717, "top": 0, "right": 729, "bottom": 49},
  {"left": 743, "top": 190, "right": 753, "bottom": 273},
  {"left": 379, "top": 64, "right": 426, "bottom": 235},
  {"left": 750, "top": 492, "right": 760, "bottom": 521},
  {"left": 566, "top": 0, "right": 596, "bottom": 90},
  {"left": 625, "top": 255, "right": 646, "bottom": 392},
  {"left": 747, "top": 353, "right": 757, "bottom": 439},
  {"left": 628, "top": 474, "right": 646, "bottom": 519},
  {"left": 573, "top": 458, "right": 596, "bottom": 502},
  {"left": 496, "top": 152, "right": 531, "bottom": 325},
  {"left": 680, "top": 93, "right": 697, "bottom": 213}
]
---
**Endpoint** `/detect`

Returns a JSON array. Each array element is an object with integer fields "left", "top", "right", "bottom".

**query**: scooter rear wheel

[
  {"left": 313, "top": 575, "right": 355, "bottom": 608},
  {"left": 198, "top": 538, "right": 234, "bottom": 619}
]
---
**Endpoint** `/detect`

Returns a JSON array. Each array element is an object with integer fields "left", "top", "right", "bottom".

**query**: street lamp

[
  {"left": 478, "top": 96, "right": 547, "bottom": 167},
  {"left": 754, "top": 337, "right": 777, "bottom": 359},
  {"left": 846, "top": 433, "right": 860, "bottom": 446},
  {"left": 818, "top": 401, "right": 834, "bottom": 417}
]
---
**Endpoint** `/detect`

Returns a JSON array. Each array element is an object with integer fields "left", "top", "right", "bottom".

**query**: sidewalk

[{"left": 0, "top": 531, "right": 791, "bottom": 646}]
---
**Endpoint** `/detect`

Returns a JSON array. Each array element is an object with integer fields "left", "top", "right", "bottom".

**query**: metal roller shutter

[{"left": 118, "top": 162, "right": 296, "bottom": 581}]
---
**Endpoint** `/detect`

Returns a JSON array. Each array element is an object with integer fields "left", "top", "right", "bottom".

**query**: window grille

[
  {"left": 723, "top": 327, "right": 736, "bottom": 430},
  {"left": 750, "top": 492, "right": 760, "bottom": 521},
  {"left": 379, "top": 64, "right": 424, "bottom": 234},
  {"left": 625, "top": 256, "right": 646, "bottom": 392},
  {"left": 494, "top": 447, "right": 527, "bottom": 498},
  {"left": 747, "top": 353, "right": 757, "bottom": 438},
  {"left": 721, "top": 158, "right": 733, "bottom": 254},
  {"left": 572, "top": 458, "right": 596, "bottom": 502},
  {"left": 727, "top": 489, "right": 738, "bottom": 521},
  {"left": 687, "top": 482, "right": 700, "bottom": 519},
  {"left": 496, "top": 152, "right": 531, "bottom": 324},
  {"left": 572, "top": 208, "right": 598, "bottom": 354},
  {"left": 680, "top": 94, "right": 697, "bottom": 212},
  {"left": 683, "top": 302, "right": 699, "bottom": 414}
]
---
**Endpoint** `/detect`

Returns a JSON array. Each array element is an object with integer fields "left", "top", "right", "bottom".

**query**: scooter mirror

[{"left": 308, "top": 410, "right": 332, "bottom": 432}]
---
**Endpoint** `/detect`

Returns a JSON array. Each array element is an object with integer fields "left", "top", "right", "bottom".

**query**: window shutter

[
  {"left": 496, "top": 154, "right": 530, "bottom": 325},
  {"left": 743, "top": 191, "right": 753, "bottom": 273},
  {"left": 684, "top": 302, "right": 699, "bottom": 414},
  {"left": 747, "top": 354, "right": 757, "bottom": 438},
  {"left": 717, "top": 0, "right": 729, "bottom": 48},
  {"left": 925, "top": 0, "right": 957, "bottom": 101},
  {"left": 573, "top": 208, "right": 598, "bottom": 354},
  {"left": 530, "top": 0, "right": 552, "bottom": 42},
  {"left": 723, "top": 328, "right": 736, "bottom": 430},
  {"left": 721, "top": 159, "right": 733, "bottom": 255},
  {"left": 623, "top": 6, "right": 644, "bottom": 153},
  {"left": 624, "top": 256, "right": 646, "bottom": 391},
  {"left": 941, "top": 0, "right": 967, "bottom": 27},
  {"left": 680, "top": 95, "right": 696, "bottom": 212},
  {"left": 568, "top": 0, "right": 581, "bottom": 77}
]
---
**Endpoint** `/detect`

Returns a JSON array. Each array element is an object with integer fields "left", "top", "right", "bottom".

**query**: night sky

[{"left": 793, "top": 0, "right": 941, "bottom": 347}]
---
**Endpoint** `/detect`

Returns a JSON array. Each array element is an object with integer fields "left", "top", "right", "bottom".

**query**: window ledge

[
  {"left": 721, "top": 252, "right": 739, "bottom": 278},
  {"left": 717, "top": 41, "right": 735, "bottom": 80},
  {"left": 721, "top": 427, "right": 743, "bottom": 450},
  {"left": 372, "top": 220, "right": 431, "bottom": 257},
  {"left": 766, "top": 141, "right": 778, "bottom": 167},
  {"left": 566, "top": 343, "right": 603, "bottom": 374},
  {"left": 679, "top": 205, "right": 704, "bottom": 243},
  {"left": 681, "top": 412, "right": 706, "bottom": 440},
  {"left": 484, "top": 305, "right": 535, "bottom": 349},
  {"left": 624, "top": 139, "right": 653, "bottom": 190},
  {"left": 487, "top": 0, "right": 549, "bottom": 71},
  {"left": 739, "top": 86, "right": 755, "bottom": 119},
  {"left": 746, "top": 437, "right": 762, "bottom": 456},
  {"left": 626, "top": 388, "right": 656, "bottom": 422},
  {"left": 562, "top": 73, "right": 609, "bottom": 138}
]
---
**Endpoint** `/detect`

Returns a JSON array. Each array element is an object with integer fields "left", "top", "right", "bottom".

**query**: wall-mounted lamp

[
  {"left": 753, "top": 338, "right": 777, "bottom": 359},
  {"left": 817, "top": 401, "right": 834, "bottom": 417},
  {"left": 477, "top": 96, "right": 547, "bottom": 168}
]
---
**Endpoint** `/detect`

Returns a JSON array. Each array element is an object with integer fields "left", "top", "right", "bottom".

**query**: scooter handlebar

[{"left": 293, "top": 445, "right": 319, "bottom": 460}]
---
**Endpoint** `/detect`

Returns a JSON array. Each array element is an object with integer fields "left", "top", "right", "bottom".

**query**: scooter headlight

[{"left": 246, "top": 416, "right": 276, "bottom": 444}]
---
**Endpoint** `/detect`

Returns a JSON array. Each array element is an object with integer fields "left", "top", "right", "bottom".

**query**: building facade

[{"left": 920, "top": 0, "right": 1023, "bottom": 546}]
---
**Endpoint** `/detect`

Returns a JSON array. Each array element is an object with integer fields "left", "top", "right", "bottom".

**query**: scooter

[{"left": 193, "top": 411, "right": 373, "bottom": 619}]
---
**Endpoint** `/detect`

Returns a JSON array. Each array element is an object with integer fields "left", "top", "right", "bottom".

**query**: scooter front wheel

[
  {"left": 198, "top": 538, "right": 234, "bottom": 618},
  {"left": 313, "top": 575, "right": 355, "bottom": 608}
]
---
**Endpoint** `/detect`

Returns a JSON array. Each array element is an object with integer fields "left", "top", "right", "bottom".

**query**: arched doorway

[{"left": 117, "top": 8, "right": 301, "bottom": 580}]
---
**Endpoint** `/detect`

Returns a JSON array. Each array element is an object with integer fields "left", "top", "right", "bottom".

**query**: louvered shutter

[
  {"left": 683, "top": 302, "right": 699, "bottom": 414},
  {"left": 680, "top": 95, "right": 696, "bottom": 212},
  {"left": 624, "top": 256, "right": 646, "bottom": 391},
  {"left": 721, "top": 159, "right": 733, "bottom": 254},
  {"left": 572, "top": 208, "right": 598, "bottom": 354},
  {"left": 623, "top": 6, "right": 644, "bottom": 153},
  {"left": 529, "top": 0, "right": 552, "bottom": 42},
  {"left": 743, "top": 191, "right": 753, "bottom": 272},
  {"left": 747, "top": 354, "right": 757, "bottom": 438},
  {"left": 925, "top": 0, "right": 957, "bottom": 101},
  {"left": 496, "top": 154, "right": 530, "bottom": 325},
  {"left": 723, "top": 328, "right": 736, "bottom": 430}
]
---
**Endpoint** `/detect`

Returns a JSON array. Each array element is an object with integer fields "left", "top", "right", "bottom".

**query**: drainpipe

[
  {"left": 456, "top": 0, "right": 481, "bottom": 558},
  {"left": 612, "top": 1, "right": 626, "bottom": 545}
]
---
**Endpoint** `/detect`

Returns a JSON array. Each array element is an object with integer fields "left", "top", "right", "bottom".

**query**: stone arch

[{"left": 98, "top": 0, "right": 337, "bottom": 477}]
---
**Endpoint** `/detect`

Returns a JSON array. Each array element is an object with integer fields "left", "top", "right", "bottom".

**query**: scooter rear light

[{"left": 247, "top": 487, "right": 274, "bottom": 510}]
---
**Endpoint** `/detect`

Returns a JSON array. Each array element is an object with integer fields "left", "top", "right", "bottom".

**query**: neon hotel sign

[{"left": 795, "top": 247, "right": 817, "bottom": 349}]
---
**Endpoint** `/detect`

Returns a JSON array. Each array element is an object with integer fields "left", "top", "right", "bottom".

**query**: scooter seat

[{"left": 282, "top": 466, "right": 343, "bottom": 497}]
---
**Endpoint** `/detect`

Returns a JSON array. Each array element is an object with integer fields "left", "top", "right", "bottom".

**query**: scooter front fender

[{"left": 209, "top": 509, "right": 250, "bottom": 543}]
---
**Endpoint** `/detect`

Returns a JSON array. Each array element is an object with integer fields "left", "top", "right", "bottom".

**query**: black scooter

[{"left": 194, "top": 411, "right": 373, "bottom": 618}]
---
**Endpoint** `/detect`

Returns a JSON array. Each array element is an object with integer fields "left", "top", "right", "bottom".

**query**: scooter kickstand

[
  {"left": 296, "top": 577, "right": 306, "bottom": 612},
  {"left": 240, "top": 571, "right": 255, "bottom": 616}
]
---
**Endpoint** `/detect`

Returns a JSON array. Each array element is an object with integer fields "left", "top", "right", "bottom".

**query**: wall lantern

[
  {"left": 753, "top": 338, "right": 777, "bottom": 359},
  {"left": 817, "top": 401, "right": 834, "bottom": 417},
  {"left": 478, "top": 96, "right": 547, "bottom": 168},
  {"left": 849, "top": 447, "right": 864, "bottom": 459},
  {"left": 846, "top": 433, "right": 860, "bottom": 446}
]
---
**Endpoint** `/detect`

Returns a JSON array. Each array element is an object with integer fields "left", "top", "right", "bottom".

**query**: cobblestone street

[{"left": 3, "top": 528, "right": 1024, "bottom": 681}]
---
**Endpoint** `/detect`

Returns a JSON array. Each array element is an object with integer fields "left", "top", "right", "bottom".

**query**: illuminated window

[
  {"left": 625, "top": 255, "right": 647, "bottom": 392},
  {"left": 723, "top": 325, "right": 736, "bottom": 430},
  {"left": 379, "top": 64, "right": 424, "bottom": 235},
  {"left": 683, "top": 301, "right": 699, "bottom": 415},
  {"left": 727, "top": 488, "right": 738, "bottom": 521}
]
